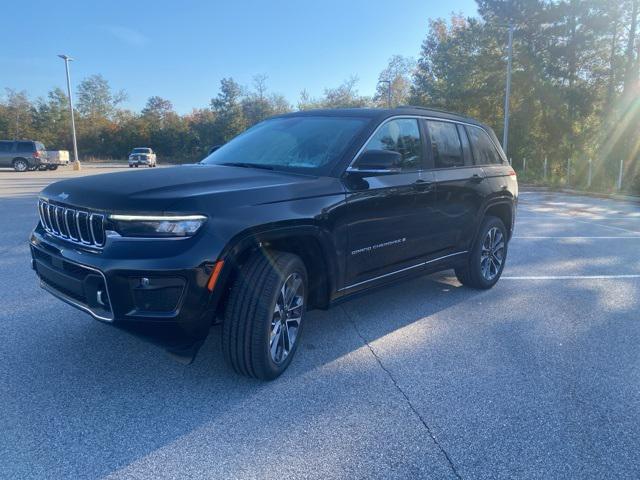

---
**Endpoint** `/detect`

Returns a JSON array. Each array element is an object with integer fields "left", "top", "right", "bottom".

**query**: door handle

[{"left": 470, "top": 174, "right": 484, "bottom": 183}]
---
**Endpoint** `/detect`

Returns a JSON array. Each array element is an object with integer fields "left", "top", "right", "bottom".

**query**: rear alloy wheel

[
  {"left": 455, "top": 216, "right": 508, "bottom": 289},
  {"left": 480, "top": 227, "right": 505, "bottom": 281},
  {"left": 13, "top": 159, "right": 28, "bottom": 172},
  {"left": 223, "top": 250, "right": 307, "bottom": 380}
]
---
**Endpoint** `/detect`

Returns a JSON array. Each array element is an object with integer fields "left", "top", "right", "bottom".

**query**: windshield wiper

[{"left": 220, "top": 162, "right": 274, "bottom": 170}]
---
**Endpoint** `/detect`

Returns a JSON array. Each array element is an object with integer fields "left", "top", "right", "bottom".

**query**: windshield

[
  {"left": 201, "top": 116, "right": 368, "bottom": 174},
  {"left": 132, "top": 148, "right": 151, "bottom": 153}
]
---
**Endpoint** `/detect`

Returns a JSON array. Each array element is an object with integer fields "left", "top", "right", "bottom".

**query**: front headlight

[{"left": 109, "top": 214, "right": 207, "bottom": 238}]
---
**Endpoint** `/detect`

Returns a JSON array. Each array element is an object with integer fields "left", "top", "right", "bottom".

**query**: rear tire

[
  {"left": 13, "top": 159, "right": 28, "bottom": 172},
  {"left": 47, "top": 165, "right": 58, "bottom": 171},
  {"left": 222, "top": 250, "right": 307, "bottom": 380},
  {"left": 455, "top": 216, "right": 508, "bottom": 289}
]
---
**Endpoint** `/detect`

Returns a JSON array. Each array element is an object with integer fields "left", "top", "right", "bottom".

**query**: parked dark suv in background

[
  {"left": 0, "top": 140, "right": 49, "bottom": 171},
  {"left": 30, "top": 107, "right": 518, "bottom": 379}
]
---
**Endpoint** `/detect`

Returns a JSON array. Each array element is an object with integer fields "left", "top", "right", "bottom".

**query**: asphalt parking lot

[{"left": 1, "top": 167, "right": 639, "bottom": 479}]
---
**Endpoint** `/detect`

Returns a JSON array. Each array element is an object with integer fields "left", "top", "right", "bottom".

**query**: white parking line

[
  {"left": 502, "top": 274, "right": 640, "bottom": 280},
  {"left": 517, "top": 212, "right": 640, "bottom": 234},
  {"left": 513, "top": 236, "right": 640, "bottom": 239}
]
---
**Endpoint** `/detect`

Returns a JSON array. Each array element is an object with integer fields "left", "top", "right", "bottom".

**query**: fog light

[{"left": 128, "top": 276, "right": 186, "bottom": 313}]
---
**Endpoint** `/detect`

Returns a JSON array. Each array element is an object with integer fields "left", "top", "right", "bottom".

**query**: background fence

[{"left": 511, "top": 156, "right": 640, "bottom": 196}]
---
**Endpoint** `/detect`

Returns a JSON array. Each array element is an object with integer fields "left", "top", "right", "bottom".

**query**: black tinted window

[
  {"left": 466, "top": 126, "right": 502, "bottom": 165},
  {"left": 0, "top": 142, "right": 12, "bottom": 153},
  {"left": 365, "top": 119, "right": 422, "bottom": 171},
  {"left": 426, "top": 120, "right": 464, "bottom": 168},
  {"left": 17, "top": 142, "right": 34, "bottom": 152}
]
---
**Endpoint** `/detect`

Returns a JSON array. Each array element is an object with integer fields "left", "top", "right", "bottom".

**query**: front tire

[
  {"left": 223, "top": 250, "right": 307, "bottom": 380},
  {"left": 455, "top": 216, "right": 508, "bottom": 289},
  {"left": 47, "top": 165, "right": 58, "bottom": 171}
]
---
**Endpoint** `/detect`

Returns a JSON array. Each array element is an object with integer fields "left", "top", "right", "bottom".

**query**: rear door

[
  {"left": 344, "top": 117, "right": 438, "bottom": 288},
  {"left": 465, "top": 124, "right": 517, "bottom": 212},
  {"left": 0, "top": 141, "right": 14, "bottom": 167},
  {"left": 423, "top": 120, "right": 485, "bottom": 252}
]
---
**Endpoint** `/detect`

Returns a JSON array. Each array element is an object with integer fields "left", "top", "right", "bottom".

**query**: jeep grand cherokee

[{"left": 30, "top": 107, "right": 518, "bottom": 380}]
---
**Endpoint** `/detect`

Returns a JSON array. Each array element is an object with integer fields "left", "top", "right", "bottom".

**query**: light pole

[
  {"left": 502, "top": 24, "right": 514, "bottom": 155},
  {"left": 378, "top": 80, "right": 392, "bottom": 108},
  {"left": 58, "top": 54, "right": 80, "bottom": 171}
]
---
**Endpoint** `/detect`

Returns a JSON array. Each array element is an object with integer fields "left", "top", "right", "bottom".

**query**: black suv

[
  {"left": 0, "top": 140, "right": 48, "bottom": 171},
  {"left": 30, "top": 107, "right": 517, "bottom": 379}
]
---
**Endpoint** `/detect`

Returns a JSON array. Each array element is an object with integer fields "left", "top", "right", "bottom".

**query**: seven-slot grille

[{"left": 38, "top": 199, "right": 106, "bottom": 247}]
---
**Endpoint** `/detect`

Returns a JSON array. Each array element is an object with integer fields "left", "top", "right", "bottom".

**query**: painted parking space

[{"left": 1, "top": 177, "right": 639, "bottom": 479}]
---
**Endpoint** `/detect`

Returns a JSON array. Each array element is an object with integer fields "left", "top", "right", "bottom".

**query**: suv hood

[{"left": 40, "top": 164, "right": 341, "bottom": 213}]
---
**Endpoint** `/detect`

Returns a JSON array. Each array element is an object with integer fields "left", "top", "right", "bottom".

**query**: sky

[{"left": 1, "top": 0, "right": 478, "bottom": 113}]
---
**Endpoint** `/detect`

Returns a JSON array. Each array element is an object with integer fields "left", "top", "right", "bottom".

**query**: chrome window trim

[
  {"left": 339, "top": 251, "right": 468, "bottom": 291},
  {"left": 345, "top": 114, "right": 505, "bottom": 173}
]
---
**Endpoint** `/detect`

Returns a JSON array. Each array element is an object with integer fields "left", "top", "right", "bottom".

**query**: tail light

[
  {"left": 33, "top": 150, "right": 41, "bottom": 158},
  {"left": 508, "top": 167, "right": 516, "bottom": 176}
]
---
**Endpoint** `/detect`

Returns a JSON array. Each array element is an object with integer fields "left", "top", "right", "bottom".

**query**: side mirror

[
  {"left": 351, "top": 149, "right": 402, "bottom": 172},
  {"left": 208, "top": 145, "right": 224, "bottom": 155}
]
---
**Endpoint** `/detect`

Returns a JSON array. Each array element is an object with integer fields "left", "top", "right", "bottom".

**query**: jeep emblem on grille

[{"left": 57, "top": 192, "right": 69, "bottom": 200}]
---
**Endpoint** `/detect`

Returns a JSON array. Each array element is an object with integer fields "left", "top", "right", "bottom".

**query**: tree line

[{"left": 1, "top": 0, "right": 639, "bottom": 191}]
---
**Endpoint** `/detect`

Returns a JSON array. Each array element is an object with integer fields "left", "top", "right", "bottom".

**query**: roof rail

[{"left": 395, "top": 105, "right": 458, "bottom": 114}]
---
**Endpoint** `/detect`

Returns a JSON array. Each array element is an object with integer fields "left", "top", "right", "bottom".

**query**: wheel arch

[
  {"left": 470, "top": 199, "right": 515, "bottom": 249},
  {"left": 215, "top": 223, "right": 338, "bottom": 317}
]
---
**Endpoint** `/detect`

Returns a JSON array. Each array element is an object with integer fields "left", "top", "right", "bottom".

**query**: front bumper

[
  {"left": 29, "top": 225, "right": 227, "bottom": 358},
  {"left": 129, "top": 158, "right": 151, "bottom": 165}
]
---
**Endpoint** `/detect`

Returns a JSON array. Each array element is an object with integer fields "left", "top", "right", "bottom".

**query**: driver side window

[{"left": 364, "top": 119, "right": 423, "bottom": 171}]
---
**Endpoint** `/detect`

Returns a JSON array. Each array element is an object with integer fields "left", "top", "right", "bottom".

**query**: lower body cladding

[{"left": 29, "top": 238, "right": 220, "bottom": 363}]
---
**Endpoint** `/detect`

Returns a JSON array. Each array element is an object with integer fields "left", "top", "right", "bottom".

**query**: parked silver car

[{"left": 128, "top": 147, "right": 157, "bottom": 167}]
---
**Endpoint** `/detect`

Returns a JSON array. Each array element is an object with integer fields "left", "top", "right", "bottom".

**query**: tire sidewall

[
  {"left": 470, "top": 217, "right": 508, "bottom": 288},
  {"left": 260, "top": 256, "right": 308, "bottom": 378}
]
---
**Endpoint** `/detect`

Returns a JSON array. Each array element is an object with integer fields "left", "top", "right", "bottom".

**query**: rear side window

[
  {"left": 17, "top": 141, "right": 34, "bottom": 152},
  {"left": 365, "top": 118, "right": 423, "bottom": 171},
  {"left": 466, "top": 126, "right": 503, "bottom": 165},
  {"left": 425, "top": 120, "right": 464, "bottom": 168},
  {"left": 0, "top": 141, "right": 12, "bottom": 153}
]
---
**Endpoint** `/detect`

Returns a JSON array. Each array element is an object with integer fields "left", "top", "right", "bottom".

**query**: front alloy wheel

[
  {"left": 223, "top": 250, "right": 307, "bottom": 380},
  {"left": 270, "top": 273, "right": 304, "bottom": 364}
]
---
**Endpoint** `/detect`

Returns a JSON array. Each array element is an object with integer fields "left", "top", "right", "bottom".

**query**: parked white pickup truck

[{"left": 128, "top": 147, "right": 157, "bottom": 167}]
